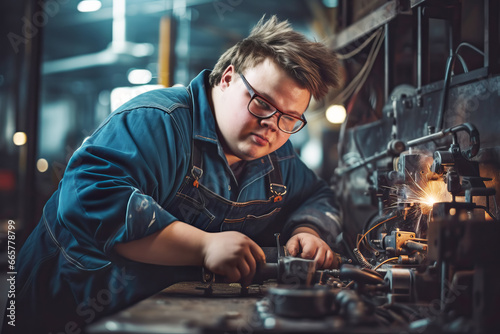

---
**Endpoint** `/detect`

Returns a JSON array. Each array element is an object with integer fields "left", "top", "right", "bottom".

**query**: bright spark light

[
  {"left": 390, "top": 168, "right": 452, "bottom": 237},
  {"left": 398, "top": 170, "right": 451, "bottom": 213},
  {"left": 421, "top": 195, "right": 437, "bottom": 207}
]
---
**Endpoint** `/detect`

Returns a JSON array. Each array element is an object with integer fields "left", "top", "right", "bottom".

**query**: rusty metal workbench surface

[{"left": 86, "top": 281, "right": 271, "bottom": 334}]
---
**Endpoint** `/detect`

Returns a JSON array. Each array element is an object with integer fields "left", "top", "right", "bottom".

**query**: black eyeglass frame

[{"left": 239, "top": 73, "right": 307, "bottom": 134}]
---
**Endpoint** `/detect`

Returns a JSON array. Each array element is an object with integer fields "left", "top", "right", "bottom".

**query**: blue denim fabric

[{"left": 12, "top": 70, "right": 341, "bottom": 333}]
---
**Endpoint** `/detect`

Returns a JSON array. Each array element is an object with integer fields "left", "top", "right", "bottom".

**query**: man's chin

[{"left": 238, "top": 150, "right": 268, "bottom": 162}]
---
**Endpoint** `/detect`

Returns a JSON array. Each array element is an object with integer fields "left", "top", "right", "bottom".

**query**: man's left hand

[{"left": 285, "top": 226, "right": 339, "bottom": 269}]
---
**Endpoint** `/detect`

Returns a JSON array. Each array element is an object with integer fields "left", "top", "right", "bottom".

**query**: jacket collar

[{"left": 188, "top": 70, "right": 219, "bottom": 145}]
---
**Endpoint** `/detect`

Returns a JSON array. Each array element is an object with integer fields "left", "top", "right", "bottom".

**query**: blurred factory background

[{"left": 1, "top": 0, "right": 499, "bottom": 255}]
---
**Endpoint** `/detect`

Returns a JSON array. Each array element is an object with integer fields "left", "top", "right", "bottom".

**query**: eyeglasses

[{"left": 239, "top": 73, "right": 307, "bottom": 134}]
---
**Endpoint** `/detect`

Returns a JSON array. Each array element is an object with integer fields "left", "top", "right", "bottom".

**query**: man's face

[{"left": 213, "top": 59, "right": 310, "bottom": 165}]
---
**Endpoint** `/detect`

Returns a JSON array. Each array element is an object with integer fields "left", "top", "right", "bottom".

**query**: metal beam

[{"left": 331, "top": 0, "right": 402, "bottom": 50}]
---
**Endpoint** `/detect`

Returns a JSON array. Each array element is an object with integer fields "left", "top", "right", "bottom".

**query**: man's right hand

[
  {"left": 202, "top": 231, "right": 266, "bottom": 287},
  {"left": 114, "top": 221, "right": 265, "bottom": 286}
]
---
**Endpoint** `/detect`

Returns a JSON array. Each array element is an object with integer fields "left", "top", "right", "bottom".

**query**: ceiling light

[
  {"left": 128, "top": 69, "right": 153, "bottom": 85},
  {"left": 77, "top": 0, "right": 102, "bottom": 13}
]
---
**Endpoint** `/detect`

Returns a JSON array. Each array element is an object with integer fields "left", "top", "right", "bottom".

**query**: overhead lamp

[
  {"left": 127, "top": 69, "right": 153, "bottom": 85},
  {"left": 77, "top": 0, "right": 102, "bottom": 13}
]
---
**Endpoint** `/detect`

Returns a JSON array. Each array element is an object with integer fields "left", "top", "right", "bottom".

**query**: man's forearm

[{"left": 114, "top": 221, "right": 208, "bottom": 266}]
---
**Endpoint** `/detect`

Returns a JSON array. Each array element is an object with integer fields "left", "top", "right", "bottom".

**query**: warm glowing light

[
  {"left": 399, "top": 177, "right": 452, "bottom": 215},
  {"left": 77, "top": 0, "right": 102, "bottom": 12},
  {"left": 13, "top": 132, "right": 27, "bottom": 146},
  {"left": 37, "top": 159, "right": 49, "bottom": 173},
  {"left": 326, "top": 105, "right": 347, "bottom": 124},
  {"left": 421, "top": 195, "right": 437, "bottom": 208},
  {"left": 392, "top": 168, "right": 453, "bottom": 237}
]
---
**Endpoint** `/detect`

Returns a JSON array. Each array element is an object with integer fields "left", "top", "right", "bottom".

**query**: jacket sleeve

[
  {"left": 57, "top": 105, "right": 191, "bottom": 255},
  {"left": 280, "top": 145, "right": 342, "bottom": 248}
]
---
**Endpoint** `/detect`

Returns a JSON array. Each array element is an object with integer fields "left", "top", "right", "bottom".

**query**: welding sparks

[
  {"left": 421, "top": 195, "right": 437, "bottom": 207},
  {"left": 398, "top": 168, "right": 451, "bottom": 213},
  {"left": 388, "top": 168, "right": 452, "bottom": 237}
]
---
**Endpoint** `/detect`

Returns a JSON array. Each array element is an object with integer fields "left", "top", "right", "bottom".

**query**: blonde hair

[{"left": 209, "top": 15, "right": 339, "bottom": 100}]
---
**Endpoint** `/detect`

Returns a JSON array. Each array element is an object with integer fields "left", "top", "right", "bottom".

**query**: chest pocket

[{"left": 169, "top": 174, "right": 217, "bottom": 230}]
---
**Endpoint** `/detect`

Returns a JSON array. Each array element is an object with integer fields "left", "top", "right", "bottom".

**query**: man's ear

[{"left": 219, "top": 65, "right": 235, "bottom": 91}]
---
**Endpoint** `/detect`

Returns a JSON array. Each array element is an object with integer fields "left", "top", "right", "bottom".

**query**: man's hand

[
  {"left": 114, "top": 221, "right": 265, "bottom": 286},
  {"left": 202, "top": 231, "right": 266, "bottom": 287},
  {"left": 286, "top": 226, "right": 339, "bottom": 269}
]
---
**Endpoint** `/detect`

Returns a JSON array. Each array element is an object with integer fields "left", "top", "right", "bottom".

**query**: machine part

[
  {"left": 252, "top": 262, "right": 278, "bottom": 285},
  {"left": 407, "top": 123, "right": 480, "bottom": 160},
  {"left": 267, "top": 285, "right": 336, "bottom": 318},
  {"left": 279, "top": 256, "right": 316, "bottom": 287},
  {"left": 382, "top": 230, "right": 416, "bottom": 256},
  {"left": 339, "top": 264, "right": 385, "bottom": 285},
  {"left": 404, "top": 240, "right": 427, "bottom": 252},
  {"left": 353, "top": 247, "right": 373, "bottom": 268},
  {"left": 335, "top": 139, "right": 406, "bottom": 176},
  {"left": 271, "top": 232, "right": 317, "bottom": 286},
  {"left": 398, "top": 255, "right": 413, "bottom": 265},
  {"left": 425, "top": 215, "right": 500, "bottom": 332},
  {"left": 396, "top": 152, "right": 435, "bottom": 185},
  {"left": 336, "top": 122, "right": 479, "bottom": 177},
  {"left": 384, "top": 268, "right": 414, "bottom": 303},
  {"left": 336, "top": 289, "right": 373, "bottom": 324}
]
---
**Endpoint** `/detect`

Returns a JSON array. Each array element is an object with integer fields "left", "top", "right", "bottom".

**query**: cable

[
  {"left": 455, "top": 53, "right": 469, "bottom": 73},
  {"left": 350, "top": 30, "right": 385, "bottom": 100},
  {"left": 357, "top": 215, "right": 397, "bottom": 250},
  {"left": 334, "top": 28, "right": 385, "bottom": 106},
  {"left": 436, "top": 53, "right": 455, "bottom": 131},
  {"left": 362, "top": 211, "right": 398, "bottom": 253},
  {"left": 353, "top": 248, "right": 373, "bottom": 268},
  {"left": 373, "top": 257, "right": 398, "bottom": 271},
  {"left": 455, "top": 42, "right": 485, "bottom": 57},
  {"left": 336, "top": 29, "right": 381, "bottom": 60},
  {"left": 436, "top": 42, "right": 485, "bottom": 132},
  {"left": 308, "top": 27, "right": 385, "bottom": 126},
  {"left": 352, "top": 214, "right": 397, "bottom": 269},
  {"left": 307, "top": 28, "right": 385, "bottom": 124}
]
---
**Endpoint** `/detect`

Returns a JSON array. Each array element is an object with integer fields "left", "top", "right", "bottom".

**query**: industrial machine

[{"left": 247, "top": 122, "right": 499, "bottom": 333}]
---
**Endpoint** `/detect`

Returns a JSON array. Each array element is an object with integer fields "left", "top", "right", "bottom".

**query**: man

[{"left": 11, "top": 15, "right": 341, "bottom": 333}]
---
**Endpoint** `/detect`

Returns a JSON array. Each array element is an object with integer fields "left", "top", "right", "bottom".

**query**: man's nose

[{"left": 259, "top": 114, "right": 279, "bottom": 131}]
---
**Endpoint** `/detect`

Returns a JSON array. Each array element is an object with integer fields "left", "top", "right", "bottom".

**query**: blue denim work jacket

[{"left": 13, "top": 71, "right": 341, "bottom": 333}]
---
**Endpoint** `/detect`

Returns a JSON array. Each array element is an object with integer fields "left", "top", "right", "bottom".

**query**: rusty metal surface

[{"left": 86, "top": 282, "right": 272, "bottom": 334}]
